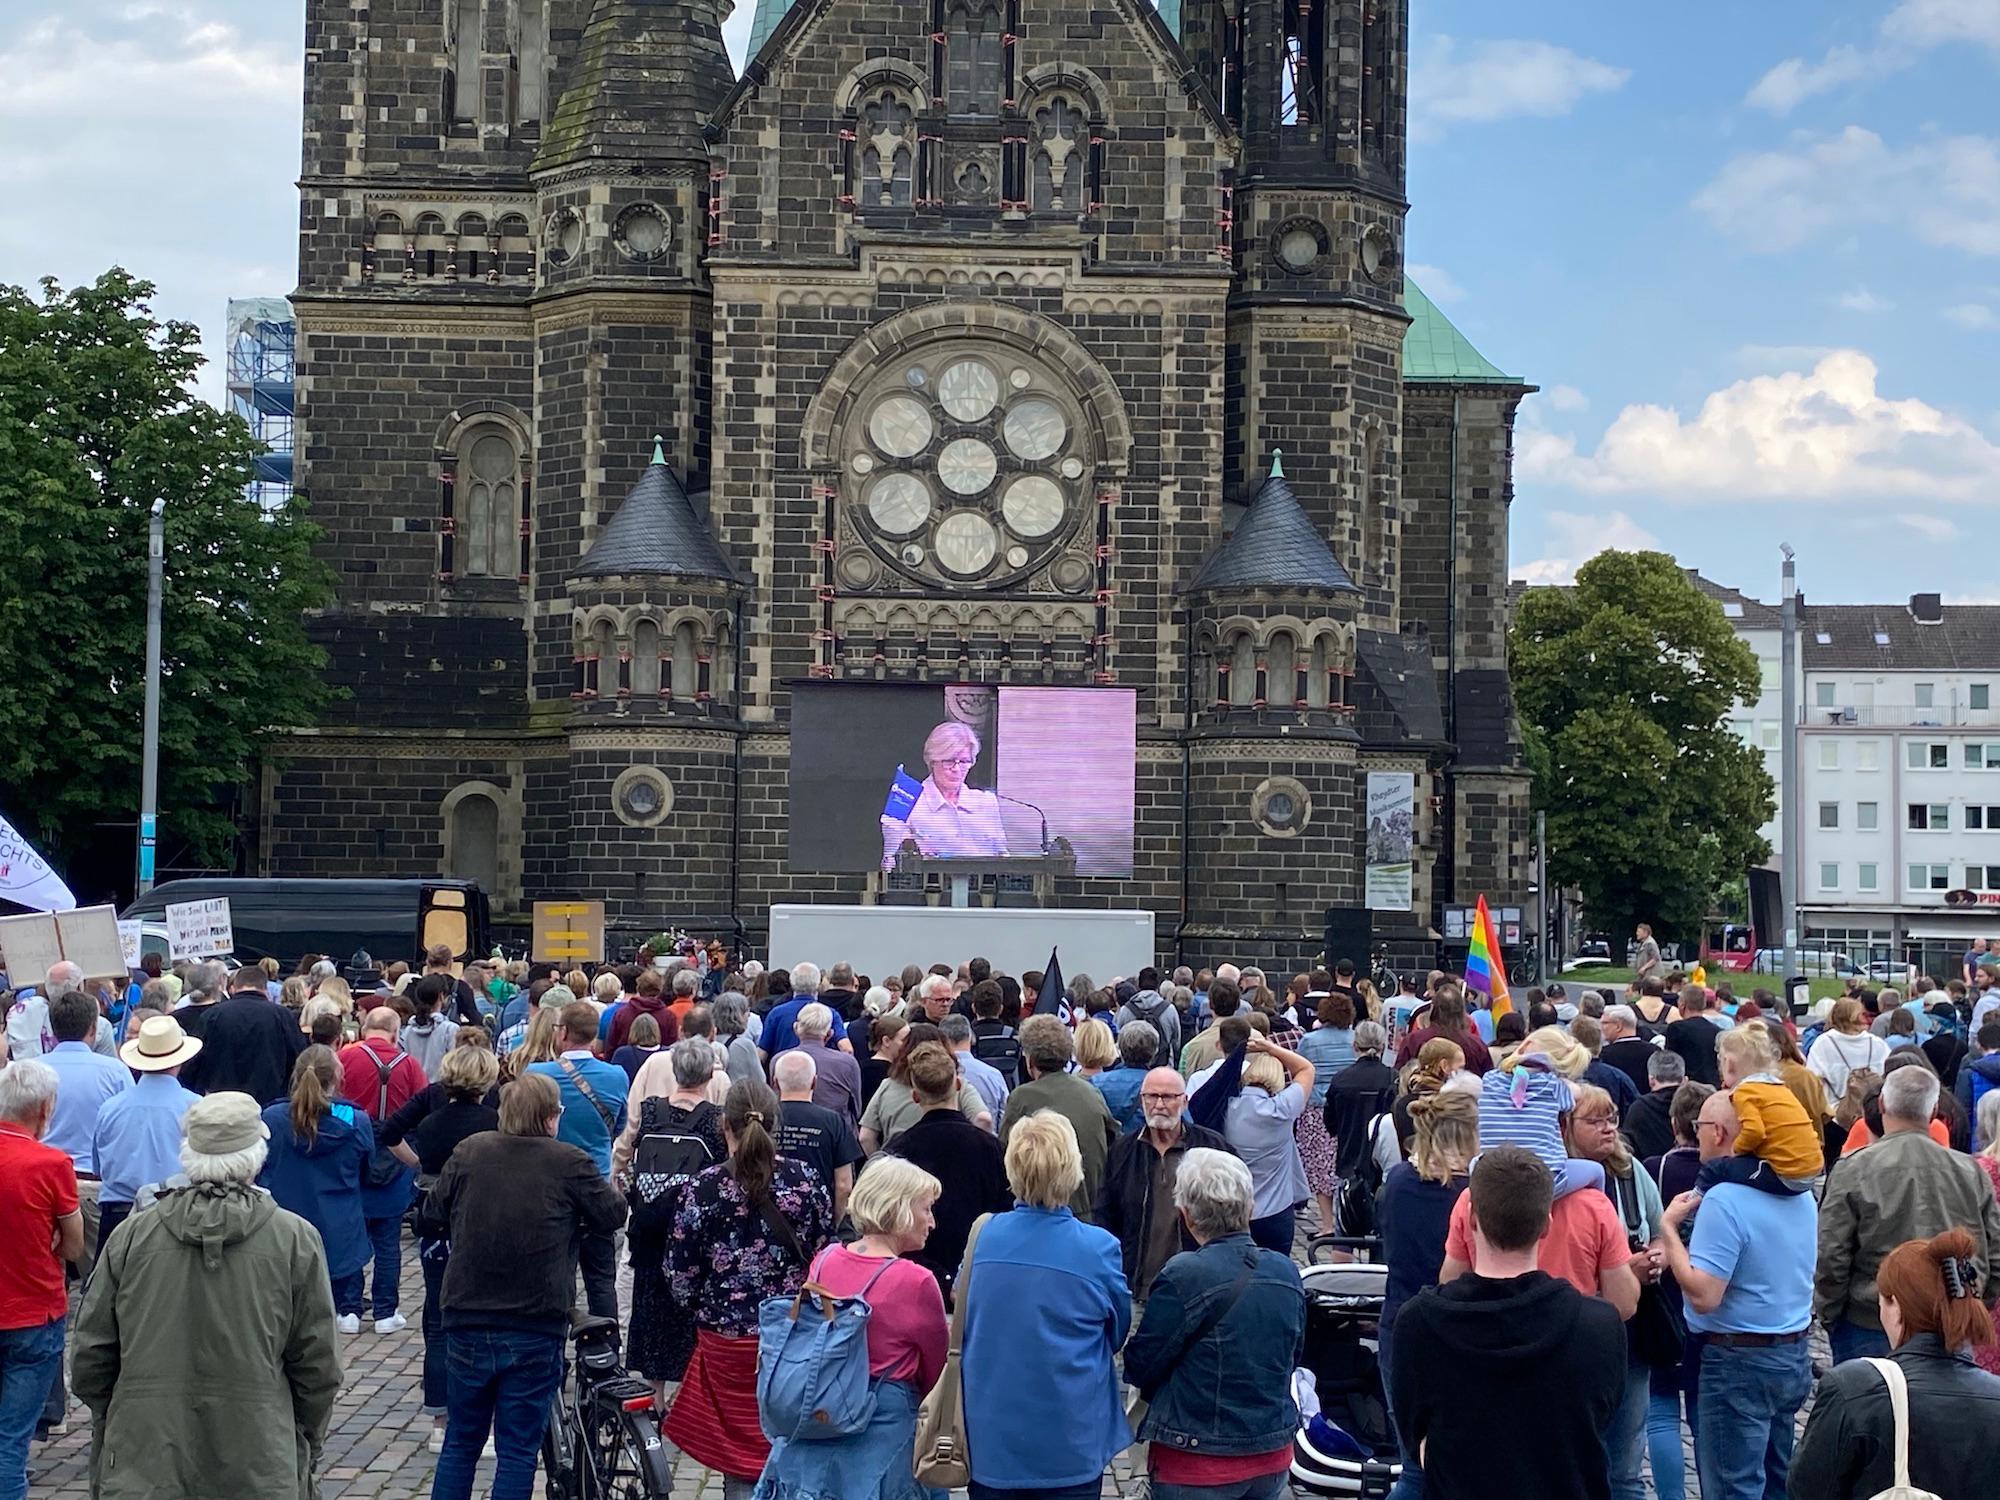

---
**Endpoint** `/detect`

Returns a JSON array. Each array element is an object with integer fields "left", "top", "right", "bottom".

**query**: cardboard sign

[
  {"left": 117, "top": 920, "right": 144, "bottom": 969},
  {"left": 532, "top": 901, "right": 605, "bottom": 964},
  {"left": 165, "top": 897, "right": 235, "bottom": 960},
  {"left": 0, "top": 904, "right": 130, "bottom": 984}
]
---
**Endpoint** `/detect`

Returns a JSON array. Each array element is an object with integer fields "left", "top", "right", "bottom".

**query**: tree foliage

[
  {"left": 0, "top": 271, "right": 333, "bottom": 865},
  {"left": 1511, "top": 551, "right": 1774, "bottom": 943}
]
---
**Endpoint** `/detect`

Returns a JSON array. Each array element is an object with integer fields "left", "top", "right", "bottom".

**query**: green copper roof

[
  {"left": 1401, "top": 279, "right": 1522, "bottom": 384},
  {"left": 748, "top": 0, "right": 1180, "bottom": 61}
]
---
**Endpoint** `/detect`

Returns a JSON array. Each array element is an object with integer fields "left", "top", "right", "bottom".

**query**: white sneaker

[
  {"left": 428, "top": 1423, "right": 445, "bottom": 1453},
  {"left": 336, "top": 1314, "right": 361, "bottom": 1335},
  {"left": 374, "top": 1313, "right": 408, "bottom": 1334}
]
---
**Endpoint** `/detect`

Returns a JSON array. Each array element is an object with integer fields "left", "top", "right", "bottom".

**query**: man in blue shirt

[
  {"left": 90, "top": 1014, "right": 202, "bottom": 1246},
  {"left": 1660, "top": 1089, "right": 1817, "bottom": 1500},
  {"left": 43, "top": 990, "right": 132, "bottom": 1187},
  {"left": 527, "top": 1001, "right": 628, "bottom": 1321},
  {"left": 758, "top": 962, "right": 850, "bottom": 1060}
]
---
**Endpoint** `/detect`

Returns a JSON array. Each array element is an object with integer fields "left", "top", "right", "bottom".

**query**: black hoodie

[{"left": 1389, "top": 1270, "right": 1624, "bottom": 1500}]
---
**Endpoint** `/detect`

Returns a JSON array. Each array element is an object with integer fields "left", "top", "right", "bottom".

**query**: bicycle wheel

[
  {"left": 586, "top": 1391, "right": 673, "bottom": 1500},
  {"left": 541, "top": 1397, "right": 581, "bottom": 1500}
]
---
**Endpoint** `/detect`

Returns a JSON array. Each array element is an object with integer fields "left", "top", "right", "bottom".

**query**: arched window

[
  {"left": 451, "top": 0, "right": 481, "bottom": 124},
  {"left": 514, "top": 0, "right": 548, "bottom": 125},
  {"left": 413, "top": 212, "right": 448, "bottom": 277},
  {"left": 456, "top": 213, "right": 488, "bottom": 278},
  {"left": 495, "top": 214, "right": 532, "bottom": 278},
  {"left": 371, "top": 212, "right": 404, "bottom": 279},
  {"left": 1029, "top": 95, "right": 1085, "bottom": 212},
  {"left": 1229, "top": 633, "right": 1256, "bottom": 707},
  {"left": 454, "top": 423, "right": 523, "bottom": 579},
  {"left": 448, "top": 792, "right": 500, "bottom": 893},
  {"left": 632, "top": 619, "right": 662, "bottom": 698},
  {"left": 945, "top": 0, "right": 1002, "bottom": 115},
  {"left": 590, "top": 618, "right": 615, "bottom": 696},
  {"left": 1358, "top": 429, "right": 1385, "bottom": 577},
  {"left": 1267, "top": 632, "right": 1297, "bottom": 708},
  {"left": 1308, "top": 636, "right": 1331, "bottom": 709},
  {"left": 670, "top": 623, "right": 699, "bottom": 700},
  {"left": 858, "top": 90, "right": 915, "bottom": 208}
]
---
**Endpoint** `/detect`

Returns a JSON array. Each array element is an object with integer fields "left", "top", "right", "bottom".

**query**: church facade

[{"left": 271, "top": 0, "right": 1534, "bottom": 964}]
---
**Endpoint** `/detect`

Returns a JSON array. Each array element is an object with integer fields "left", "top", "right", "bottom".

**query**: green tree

[
  {"left": 1511, "top": 551, "right": 1774, "bottom": 944},
  {"left": 0, "top": 271, "right": 333, "bottom": 866}
]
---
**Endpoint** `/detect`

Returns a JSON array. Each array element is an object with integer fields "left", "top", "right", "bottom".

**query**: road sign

[{"left": 532, "top": 901, "right": 605, "bottom": 964}]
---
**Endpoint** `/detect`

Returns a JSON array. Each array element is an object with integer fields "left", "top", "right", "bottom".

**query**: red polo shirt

[
  {"left": 0, "top": 1123, "right": 78, "bottom": 1329},
  {"left": 338, "top": 1036, "right": 429, "bottom": 1120}
]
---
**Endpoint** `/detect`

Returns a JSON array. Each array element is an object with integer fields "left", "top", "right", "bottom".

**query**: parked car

[
  {"left": 1865, "top": 959, "right": 1921, "bottom": 985},
  {"left": 1749, "top": 947, "right": 1863, "bottom": 979}
]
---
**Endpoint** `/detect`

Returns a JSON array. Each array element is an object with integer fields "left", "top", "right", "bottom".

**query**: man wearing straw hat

[
  {"left": 89, "top": 1015, "right": 204, "bottom": 1248},
  {"left": 73, "top": 1092, "right": 343, "bottom": 1500}
]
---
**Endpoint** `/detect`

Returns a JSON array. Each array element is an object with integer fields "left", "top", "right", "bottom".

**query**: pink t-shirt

[
  {"left": 1444, "top": 1185, "right": 1628, "bottom": 1297},
  {"left": 809, "top": 1244, "right": 949, "bottom": 1395}
]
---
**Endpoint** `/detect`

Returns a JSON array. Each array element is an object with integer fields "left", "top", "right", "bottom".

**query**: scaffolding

[{"left": 225, "top": 298, "right": 296, "bottom": 510}]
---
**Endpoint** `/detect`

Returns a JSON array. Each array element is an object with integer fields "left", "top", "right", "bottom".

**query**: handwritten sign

[{"left": 165, "top": 898, "right": 234, "bottom": 960}]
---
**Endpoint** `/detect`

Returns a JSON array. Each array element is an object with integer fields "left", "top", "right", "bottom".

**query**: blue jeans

[
  {"left": 1248, "top": 1208, "right": 1295, "bottom": 1255},
  {"left": 1605, "top": 1355, "right": 1650, "bottom": 1500},
  {"left": 429, "top": 1327, "right": 566, "bottom": 1500},
  {"left": 1646, "top": 1390, "right": 1688, "bottom": 1500},
  {"left": 0, "top": 1319, "right": 64, "bottom": 1500},
  {"left": 335, "top": 1216, "right": 404, "bottom": 1319},
  {"left": 967, "top": 1482, "right": 1104, "bottom": 1500},
  {"left": 1151, "top": 1472, "right": 1290, "bottom": 1500},
  {"left": 1693, "top": 1340, "right": 1811, "bottom": 1500},
  {"left": 1377, "top": 1319, "right": 1424, "bottom": 1500},
  {"left": 1827, "top": 1319, "right": 1891, "bottom": 1365}
]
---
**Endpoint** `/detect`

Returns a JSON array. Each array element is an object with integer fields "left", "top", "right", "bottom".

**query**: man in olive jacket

[{"left": 72, "top": 1091, "right": 343, "bottom": 1500}]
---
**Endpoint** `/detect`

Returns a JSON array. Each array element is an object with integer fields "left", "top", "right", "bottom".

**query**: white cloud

[
  {"left": 1520, "top": 350, "right": 2000, "bottom": 503},
  {"left": 1747, "top": 0, "right": 2000, "bottom": 115},
  {"left": 1900, "top": 513, "right": 1961, "bottom": 540},
  {"left": 1734, "top": 343, "right": 1840, "bottom": 370},
  {"left": 1946, "top": 302, "right": 1998, "bottom": 329},
  {"left": 1411, "top": 37, "right": 1629, "bottom": 141},
  {"left": 1512, "top": 510, "right": 1664, "bottom": 588},
  {"left": 1694, "top": 127, "right": 2000, "bottom": 256},
  {"left": 1837, "top": 286, "right": 1894, "bottom": 313},
  {"left": 1406, "top": 262, "right": 1466, "bottom": 302},
  {"left": 1545, "top": 384, "right": 1590, "bottom": 412}
]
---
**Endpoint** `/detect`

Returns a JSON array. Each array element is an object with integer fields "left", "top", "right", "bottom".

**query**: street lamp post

[
  {"left": 1779, "top": 545, "right": 1799, "bottom": 987},
  {"left": 137, "top": 499, "right": 164, "bottom": 895}
]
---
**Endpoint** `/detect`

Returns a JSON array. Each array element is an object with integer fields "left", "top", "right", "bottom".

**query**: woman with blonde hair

[
  {"left": 1074, "top": 1017, "right": 1117, "bottom": 1078},
  {"left": 279, "top": 975, "right": 310, "bottom": 1012},
  {"left": 1807, "top": 996, "right": 1891, "bottom": 1113},
  {"left": 961, "top": 1111, "right": 1131, "bottom": 1497},
  {"left": 1221, "top": 1033, "right": 1316, "bottom": 1252},
  {"left": 752, "top": 1156, "right": 947, "bottom": 1500},
  {"left": 504, "top": 1006, "right": 564, "bottom": 1077},
  {"left": 1382, "top": 1036, "right": 1465, "bottom": 1175},
  {"left": 257, "top": 1046, "right": 373, "bottom": 1331}
]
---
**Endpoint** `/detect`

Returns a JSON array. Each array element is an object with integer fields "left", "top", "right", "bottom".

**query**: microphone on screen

[{"left": 996, "top": 793, "right": 1051, "bottom": 853}]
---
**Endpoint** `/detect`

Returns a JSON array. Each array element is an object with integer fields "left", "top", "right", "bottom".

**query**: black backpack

[
  {"left": 633, "top": 1098, "right": 720, "bottom": 1185},
  {"left": 971, "top": 1024, "right": 1022, "bottom": 1088}
]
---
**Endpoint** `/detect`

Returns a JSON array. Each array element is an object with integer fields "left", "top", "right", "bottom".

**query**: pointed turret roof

[
  {"left": 572, "top": 439, "right": 737, "bottom": 582},
  {"left": 1189, "top": 453, "right": 1360, "bottom": 595},
  {"left": 1401, "top": 278, "right": 1523, "bottom": 385},
  {"left": 536, "top": 0, "right": 735, "bottom": 173}
]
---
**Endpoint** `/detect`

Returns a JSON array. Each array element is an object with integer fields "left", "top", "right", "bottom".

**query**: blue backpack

[
  {"left": 1971, "top": 1065, "right": 2000, "bottom": 1151},
  {"left": 756, "top": 1248, "right": 895, "bottom": 1442}
]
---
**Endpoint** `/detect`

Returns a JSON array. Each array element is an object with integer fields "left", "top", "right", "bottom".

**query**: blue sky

[{"left": 2, "top": 1, "right": 1994, "bottom": 606}]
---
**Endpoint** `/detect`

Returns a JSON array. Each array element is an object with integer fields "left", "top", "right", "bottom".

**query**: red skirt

[{"left": 665, "top": 1328, "right": 768, "bottom": 1480}]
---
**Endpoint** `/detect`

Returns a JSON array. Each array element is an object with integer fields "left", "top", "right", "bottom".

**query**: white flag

[{"left": 0, "top": 812, "right": 76, "bottom": 913}]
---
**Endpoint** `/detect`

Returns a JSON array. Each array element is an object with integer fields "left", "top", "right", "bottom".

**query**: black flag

[{"left": 1034, "top": 947, "right": 1068, "bottom": 1021}]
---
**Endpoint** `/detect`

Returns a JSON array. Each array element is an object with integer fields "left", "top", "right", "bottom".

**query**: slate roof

[
  {"left": 1801, "top": 600, "right": 2000, "bottom": 672},
  {"left": 572, "top": 442, "right": 738, "bottom": 582},
  {"left": 1189, "top": 456, "right": 1360, "bottom": 595},
  {"left": 1402, "top": 279, "right": 1523, "bottom": 385},
  {"left": 536, "top": 0, "right": 735, "bottom": 172},
  {"left": 1353, "top": 630, "right": 1446, "bottom": 743}
]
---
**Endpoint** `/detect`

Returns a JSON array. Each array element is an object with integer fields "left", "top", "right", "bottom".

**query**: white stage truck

[{"left": 767, "top": 905, "right": 1155, "bottom": 987}]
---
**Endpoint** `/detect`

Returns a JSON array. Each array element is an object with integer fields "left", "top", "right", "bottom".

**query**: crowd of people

[{"left": 3, "top": 942, "right": 2000, "bottom": 1499}]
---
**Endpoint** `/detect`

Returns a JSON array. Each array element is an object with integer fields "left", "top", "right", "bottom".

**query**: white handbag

[{"left": 1860, "top": 1358, "right": 1942, "bottom": 1500}]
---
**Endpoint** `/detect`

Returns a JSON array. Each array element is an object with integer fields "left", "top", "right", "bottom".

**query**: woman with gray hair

[
  {"left": 879, "top": 718, "right": 1010, "bottom": 869},
  {"left": 1121, "top": 1148, "right": 1307, "bottom": 1498},
  {"left": 621, "top": 1039, "right": 727, "bottom": 1394},
  {"left": 73, "top": 1092, "right": 343, "bottom": 1500},
  {"left": 711, "top": 992, "right": 763, "bottom": 1087}
]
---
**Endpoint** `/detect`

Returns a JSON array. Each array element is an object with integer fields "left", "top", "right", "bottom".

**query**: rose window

[{"left": 845, "top": 347, "right": 1089, "bottom": 585}]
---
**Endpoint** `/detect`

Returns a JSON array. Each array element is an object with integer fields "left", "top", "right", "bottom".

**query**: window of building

[
  {"left": 452, "top": 0, "right": 481, "bottom": 124},
  {"left": 944, "top": 0, "right": 1003, "bottom": 115},
  {"left": 1908, "top": 741, "right": 1947, "bottom": 769},
  {"left": 1817, "top": 740, "right": 1839, "bottom": 770},
  {"left": 1967, "top": 865, "right": 2000, "bottom": 891},
  {"left": 1909, "top": 863, "right": 1949, "bottom": 892},
  {"left": 453, "top": 423, "right": 523, "bottom": 579},
  {"left": 1915, "top": 682, "right": 1936, "bottom": 709},
  {"left": 1875, "top": 631, "right": 1891, "bottom": 645},
  {"left": 1908, "top": 802, "right": 1950, "bottom": 831},
  {"left": 515, "top": 0, "right": 548, "bottom": 125},
  {"left": 1974, "top": 684, "right": 1991, "bottom": 711},
  {"left": 1966, "top": 743, "right": 2000, "bottom": 770},
  {"left": 1818, "top": 801, "right": 1840, "bottom": 830},
  {"left": 1814, "top": 681, "right": 1836, "bottom": 708},
  {"left": 448, "top": 791, "right": 500, "bottom": 893},
  {"left": 632, "top": 619, "right": 662, "bottom": 698},
  {"left": 1814, "top": 630, "right": 1832, "bottom": 645},
  {"left": 1857, "top": 740, "right": 1880, "bottom": 771},
  {"left": 1759, "top": 720, "right": 1780, "bottom": 752},
  {"left": 1970, "top": 805, "right": 2000, "bottom": 829},
  {"left": 1028, "top": 95, "right": 1086, "bottom": 213},
  {"left": 1858, "top": 863, "right": 1879, "bottom": 892},
  {"left": 1857, "top": 801, "right": 1879, "bottom": 831},
  {"left": 1817, "top": 862, "right": 1839, "bottom": 891},
  {"left": 856, "top": 89, "right": 916, "bottom": 208}
]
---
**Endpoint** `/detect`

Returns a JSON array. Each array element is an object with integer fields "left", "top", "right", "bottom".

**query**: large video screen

[{"left": 789, "top": 682, "right": 1137, "bottom": 876}]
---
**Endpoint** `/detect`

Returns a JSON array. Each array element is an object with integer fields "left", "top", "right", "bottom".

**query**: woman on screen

[{"left": 879, "top": 720, "right": 1010, "bottom": 871}]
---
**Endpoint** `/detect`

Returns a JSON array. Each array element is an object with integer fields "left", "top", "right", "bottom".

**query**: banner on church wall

[{"left": 1364, "top": 772, "right": 1415, "bottom": 913}]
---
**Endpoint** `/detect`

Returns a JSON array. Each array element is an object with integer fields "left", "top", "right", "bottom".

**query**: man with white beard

[{"left": 1092, "top": 1066, "right": 1237, "bottom": 1315}]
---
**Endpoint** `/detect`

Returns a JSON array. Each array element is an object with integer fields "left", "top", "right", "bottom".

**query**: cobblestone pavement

[{"left": 30, "top": 1224, "right": 1760, "bottom": 1498}]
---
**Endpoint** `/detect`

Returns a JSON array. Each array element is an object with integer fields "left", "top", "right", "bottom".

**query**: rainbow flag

[{"left": 1465, "top": 894, "right": 1513, "bottom": 1021}]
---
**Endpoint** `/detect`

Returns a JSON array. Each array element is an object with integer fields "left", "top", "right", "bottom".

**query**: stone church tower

[{"left": 271, "top": 0, "right": 1534, "bottom": 967}]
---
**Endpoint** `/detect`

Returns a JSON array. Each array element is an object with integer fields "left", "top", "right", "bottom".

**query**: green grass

[{"left": 1557, "top": 966, "right": 1848, "bottom": 1002}]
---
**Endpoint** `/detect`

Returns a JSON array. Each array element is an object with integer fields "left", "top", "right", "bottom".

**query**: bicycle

[{"left": 539, "top": 1314, "right": 673, "bottom": 1500}]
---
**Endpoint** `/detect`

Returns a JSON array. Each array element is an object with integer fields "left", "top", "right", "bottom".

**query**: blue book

[{"left": 883, "top": 764, "right": 923, "bottom": 821}]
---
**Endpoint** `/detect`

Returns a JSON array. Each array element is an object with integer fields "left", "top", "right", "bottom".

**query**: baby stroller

[{"left": 1290, "top": 1243, "right": 1401, "bottom": 1497}]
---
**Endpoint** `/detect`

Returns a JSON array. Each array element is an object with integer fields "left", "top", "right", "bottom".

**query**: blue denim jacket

[{"left": 1122, "top": 1232, "right": 1306, "bottom": 1455}]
